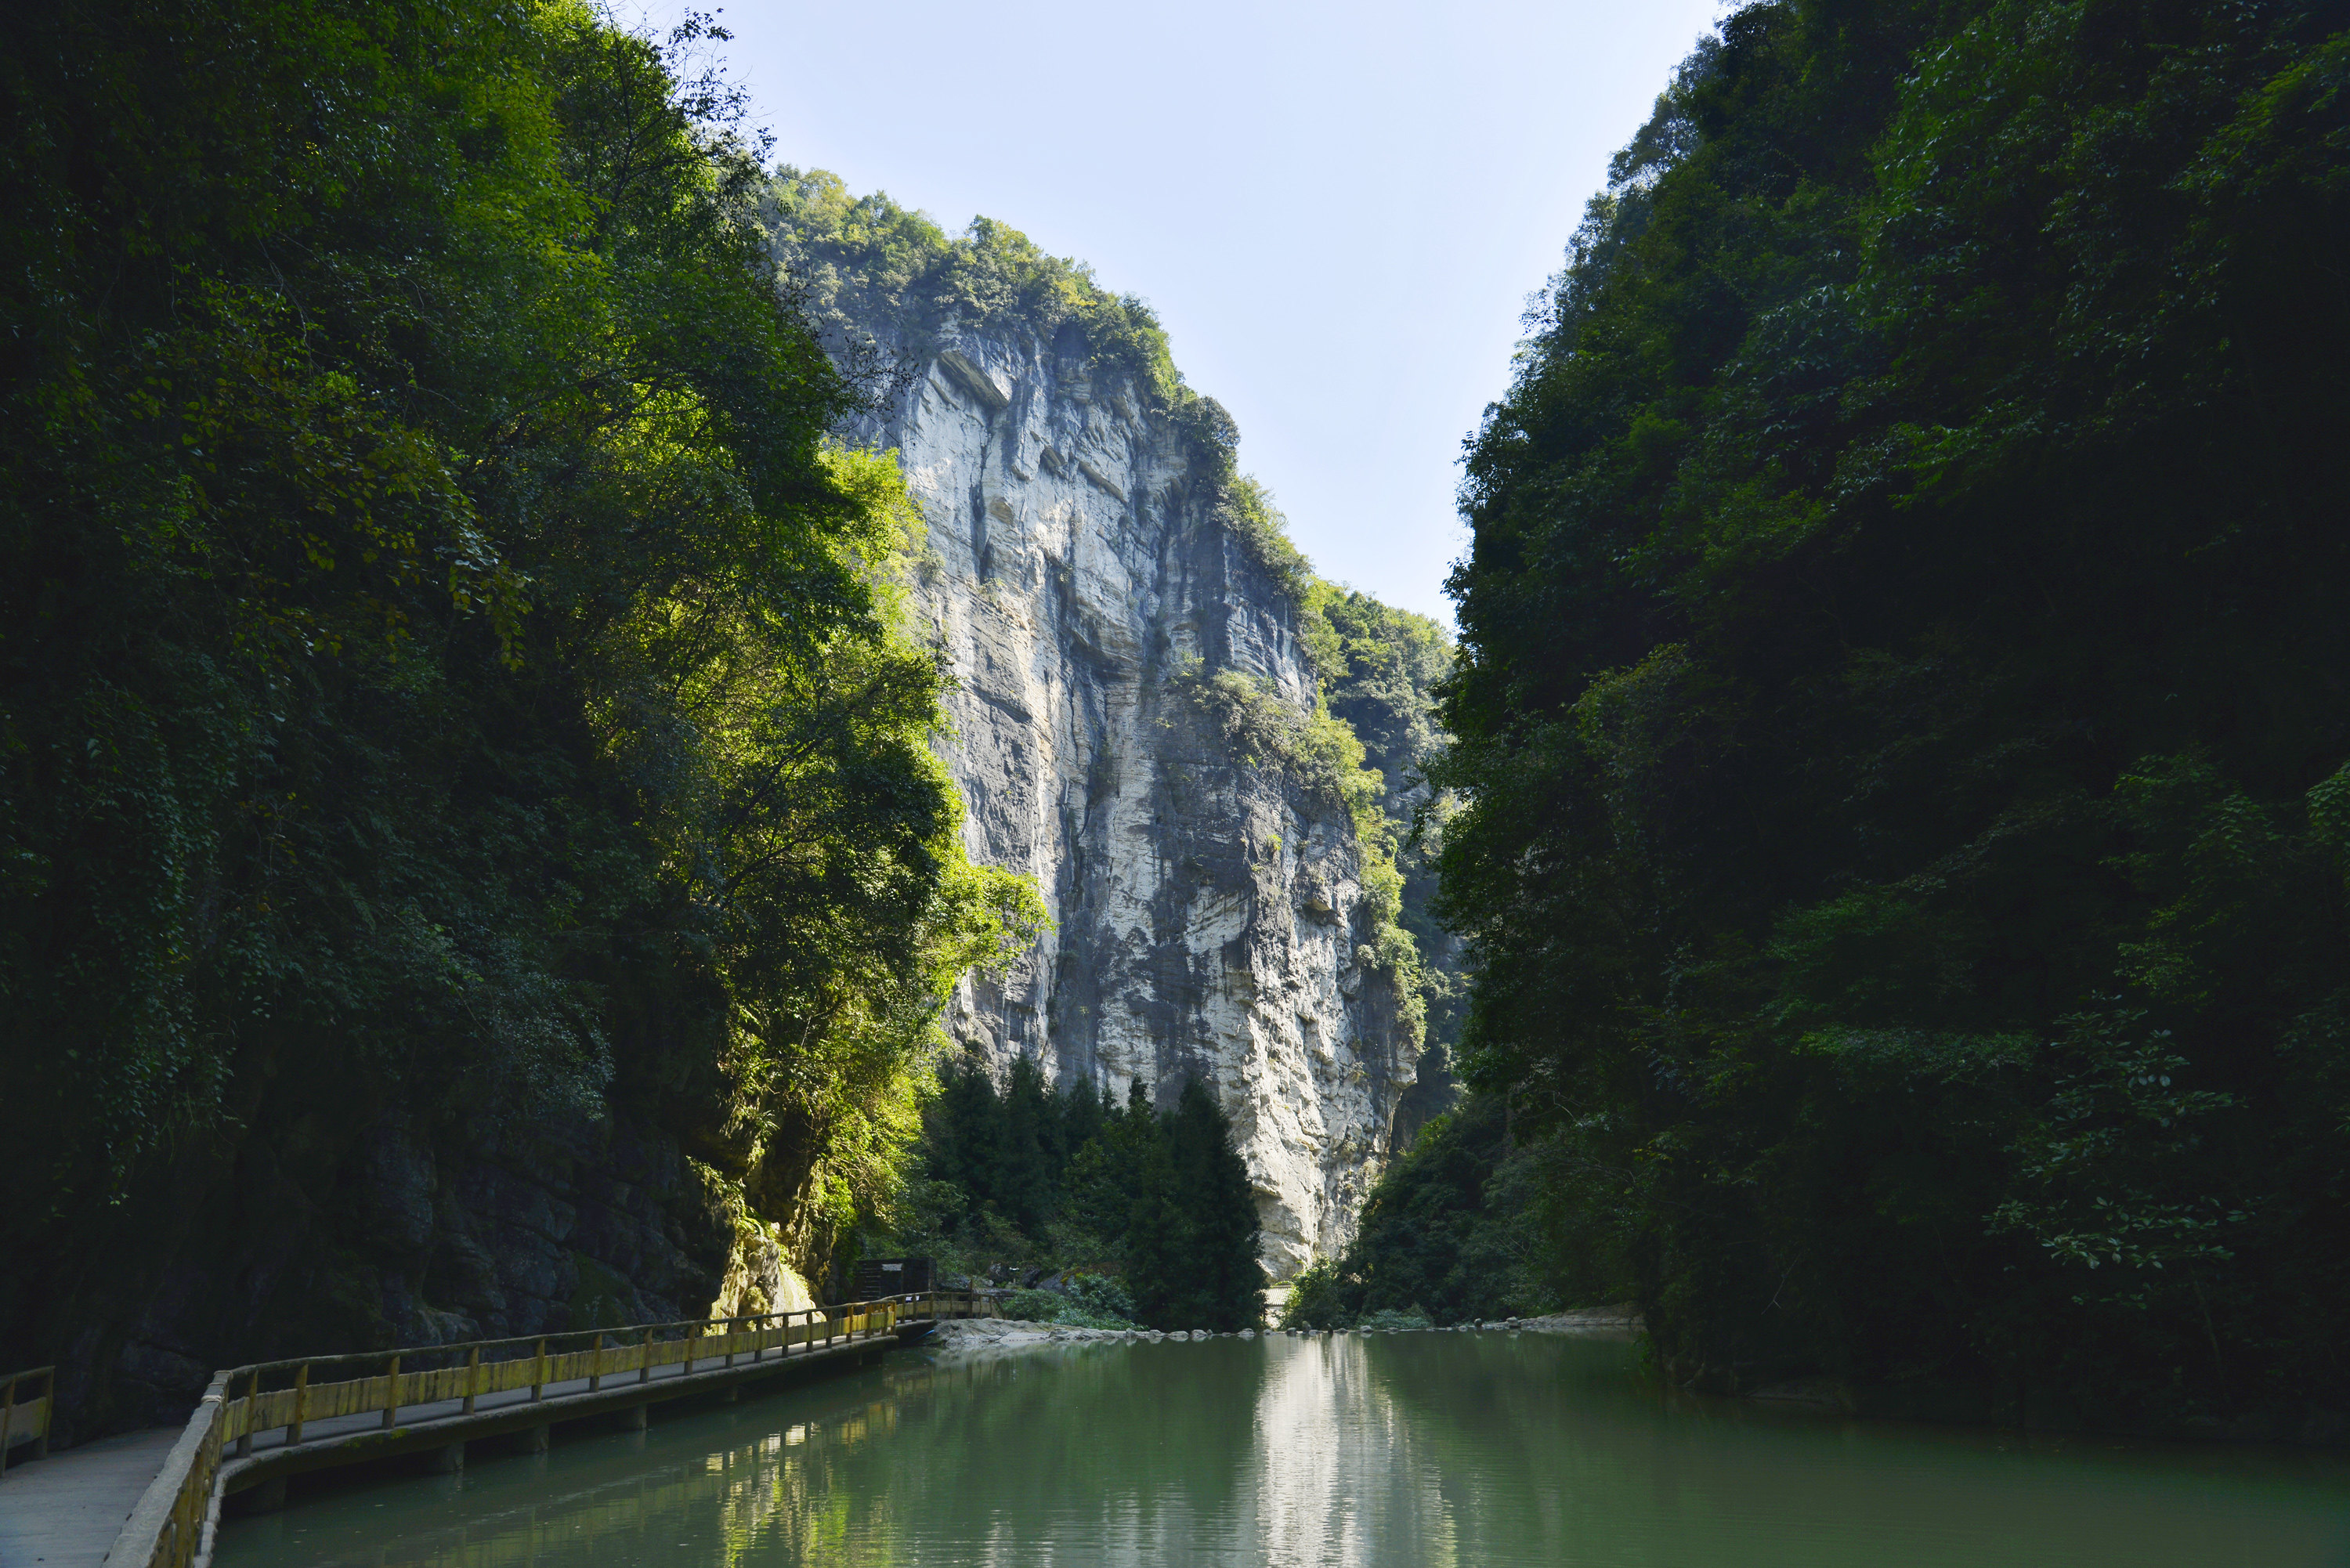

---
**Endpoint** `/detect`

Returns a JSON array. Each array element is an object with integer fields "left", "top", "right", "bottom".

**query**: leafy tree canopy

[
  {"left": 0, "top": 0, "right": 1040, "bottom": 1398},
  {"left": 1434, "top": 0, "right": 2350, "bottom": 1433}
]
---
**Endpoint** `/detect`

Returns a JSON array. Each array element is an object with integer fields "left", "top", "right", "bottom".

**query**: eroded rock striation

[{"left": 825, "top": 303, "right": 1423, "bottom": 1277}]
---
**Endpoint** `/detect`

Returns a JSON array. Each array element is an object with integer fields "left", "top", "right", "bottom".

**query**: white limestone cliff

[{"left": 839, "top": 322, "right": 1420, "bottom": 1279}]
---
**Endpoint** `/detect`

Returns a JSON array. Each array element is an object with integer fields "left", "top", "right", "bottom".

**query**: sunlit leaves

[{"left": 0, "top": 0, "right": 1044, "bottom": 1338}]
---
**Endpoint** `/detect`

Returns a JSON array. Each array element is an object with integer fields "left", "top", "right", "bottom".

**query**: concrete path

[{"left": 0, "top": 1427, "right": 179, "bottom": 1568}]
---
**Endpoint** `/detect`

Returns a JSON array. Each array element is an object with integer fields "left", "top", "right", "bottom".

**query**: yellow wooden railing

[
  {"left": 0, "top": 1365, "right": 54, "bottom": 1477},
  {"left": 113, "top": 1291, "right": 995, "bottom": 1568},
  {"left": 222, "top": 1302, "right": 895, "bottom": 1450}
]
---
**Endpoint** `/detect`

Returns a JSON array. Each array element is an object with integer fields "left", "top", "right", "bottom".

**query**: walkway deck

[{"left": 0, "top": 1427, "right": 179, "bottom": 1568}]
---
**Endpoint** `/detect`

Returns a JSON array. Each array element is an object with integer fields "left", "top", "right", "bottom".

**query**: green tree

[
  {"left": 1125, "top": 1080, "right": 1264, "bottom": 1331},
  {"left": 999, "top": 1054, "right": 1061, "bottom": 1234},
  {"left": 1166, "top": 1079, "right": 1267, "bottom": 1330},
  {"left": 1065, "top": 1080, "right": 1158, "bottom": 1253},
  {"left": 0, "top": 0, "right": 1040, "bottom": 1425},
  {"left": 1436, "top": 0, "right": 2350, "bottom": 1431},
  {"left": 1122, "top": 1100, "right": 1188, "bottom": 1328}
]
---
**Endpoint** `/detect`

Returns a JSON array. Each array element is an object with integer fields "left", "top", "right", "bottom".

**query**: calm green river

[{"left": 219, "top": 1331, "right": 2348, "bottom": 1567}]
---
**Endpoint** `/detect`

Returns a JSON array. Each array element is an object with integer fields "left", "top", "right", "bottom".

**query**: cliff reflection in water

[{"left": 220, "top": 1334, "right": 2350, "bottom": 1568}]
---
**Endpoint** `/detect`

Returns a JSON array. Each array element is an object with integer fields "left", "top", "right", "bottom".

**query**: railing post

[
  {"left": 684, "top": 1326, "right": 696, "bottom": 1377},
  {"left": 1, "top": 1370, "right": 16, "bottom": 1479},
  {"left": 725, "top": 1319, "right": 736, "bottom": 1369},
  {"left": 381, "top": 1354, "right": 400, "bottom": 1429},
  {"left": 193, "top": 1387, "right": 224, "bottom": 1568},
  {"left": 640, "top": 1328, "right": 653, "bottom": 1384},
  {"left": 589, "top": 1331, "right": 604, "bottom": 1393},
  {"left": 531, "top": 1339, "right": 547, "bottom": 1401},
  {"left": 463, "top": 1345, "right": 481, "bottom": 1414},
  {"left": 237, "top": 1369, "right": 256, "bottom": 1457},
  {"left": 287, "top": 1361, "right": 309, "bottom": 1447}
]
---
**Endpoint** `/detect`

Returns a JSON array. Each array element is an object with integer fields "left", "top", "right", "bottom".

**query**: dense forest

[
  {"left": 0, "top": 0, "right": 1041, "bottom": 1430},
  {"left": 868, "top": 1060, "right": 1266, "bottom": 1333},
  {"left": 1379, "top": 0, "right": 2350, "bottom": 1439}
]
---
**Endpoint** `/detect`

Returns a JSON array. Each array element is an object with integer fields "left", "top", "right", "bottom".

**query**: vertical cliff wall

[
  {"left": 873, "top": 333, "right": 1417, "bottom": 1277},
  {"left": 773, "top": 186, "right": 1427, "bottom": 1275}
]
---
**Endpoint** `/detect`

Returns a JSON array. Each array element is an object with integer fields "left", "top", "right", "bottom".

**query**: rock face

[
  {"left": 839, "top": 323, "right": 1420, "bottom": 1278},
  {"left": 45, "top": 1097, "right": 731, "bottom": 1440}
]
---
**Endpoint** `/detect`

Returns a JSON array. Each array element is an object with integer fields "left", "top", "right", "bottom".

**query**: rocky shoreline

[{"left": 920, "top": 1304, "right": 1644, "bottom": 1359}]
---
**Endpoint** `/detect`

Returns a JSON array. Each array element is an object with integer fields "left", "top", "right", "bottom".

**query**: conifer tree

[
  {"left": 927, "top": 1063, "right": 1005, "bottom": 1215},
  {"left": 1061, "top": 1077, "right": 1108, "bottom": 1162},
  {"left": 1000, "top": 1056, "right": 1058, "bottom": 1234},
  {"left": 1123, "top": 1092, "right": 1186, "bottom": 1329},
  {"left": 1065, "top": 1082, "right": 1148, "bottom": 1249},
  {"left": 1123, "top": 1078, "right": 1264, "bottom": 1331},
  {"left": 900, "top": 1069, "right": 1264, "bottom": 1328},
  {"left": 1167, "top": 1080, "right": 1267, "bottom": 1331}
]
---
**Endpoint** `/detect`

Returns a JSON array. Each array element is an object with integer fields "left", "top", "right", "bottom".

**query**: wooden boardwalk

[
  {"left": 0, "top": 1293, "right": 987, "bottom": 1568},
  {"left": 0, "top": 1426, "right": 179, "bottom": 1567}
]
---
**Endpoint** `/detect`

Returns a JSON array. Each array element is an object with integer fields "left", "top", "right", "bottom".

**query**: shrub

[
  {"left": 1000, "top": 1274, "right": 1138, "bottom": 1329},
  {"left": 1279, "top": 1260, "right": 1348, "bottom": 1330},
  {"left": 1001, "top": 1288, "right": 1065, "bottom": 1323},
  {"left": 1061, "top": 1273, "right": 1138, "bottom": 1328},
  {"left": 1358, "top": 1307, "right": 1434, "bottom": 1332}
]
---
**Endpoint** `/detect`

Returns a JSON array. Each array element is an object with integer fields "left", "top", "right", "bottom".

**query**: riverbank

[
  {"left": 1517, "top": 1305, "right": 1643, "bottom": 1335},
  {"left": 923, "top": 1320, "right": 1267, "bottom": 1357},
  {"left": 922, "top": 1304, "right": 1643, "bottom": 1359}
]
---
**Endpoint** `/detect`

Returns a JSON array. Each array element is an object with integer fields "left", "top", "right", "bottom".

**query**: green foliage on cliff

[
  {"left": 1311, "top": 586, "right": 1466, "bottom": 1082},
  {"left": 1171, "top": 670, "right": 1390, "bottom": 864},
  {"left": 1167, "top": 663, "right": 1422, "bottom": 1045},
  {"left": 1311, "top": 592, "right": 1451, "bottom": 816},
  {"left": 1430, "top": 1, "right": 2350, "bottom": 1429},
  {"left": 1217, "top": 475, "right": 1318, "bottom": 606},
  {"left": 0, "top": 0, "right": 1040, "bottom": 1374},
  {"left": 1174, "top": 481, "right": 1465, "bottom": 1062},
  {"left": 765, "top": 169, "right": 1211, "bottom": 432},
  {"left": 873, "top": 1060, "right": 1264, "bottom": 1331}
]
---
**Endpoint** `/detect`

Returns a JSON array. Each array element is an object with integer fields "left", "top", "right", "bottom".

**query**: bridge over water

[{"left": 0, "top": 1292, "right": 995, "bottom": 1568}]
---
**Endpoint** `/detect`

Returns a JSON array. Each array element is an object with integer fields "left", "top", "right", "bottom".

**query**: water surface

[{"left": 220, "top": 1331, "right": 2350, "bottom": 1566}]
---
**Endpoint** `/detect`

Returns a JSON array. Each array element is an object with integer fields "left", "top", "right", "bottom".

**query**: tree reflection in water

[{"left": 220, "top": 1335, "right": 2350, "bottom": 1568}]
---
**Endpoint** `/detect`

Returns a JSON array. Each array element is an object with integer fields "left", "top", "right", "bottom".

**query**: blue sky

[{"left": 644, "top": 0, "right": 1726, "bottom": 624}]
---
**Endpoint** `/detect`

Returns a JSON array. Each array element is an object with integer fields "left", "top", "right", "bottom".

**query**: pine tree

[
  {"left": 1065, "top": 1082, "right": 1144, "bottom": 1253},
  {"left": 1061, "top": 1076, "right": 1108, "bottom": 1161},
  {"left": 927, "top": 1061, "right": 1003, "bottom": 1212},
  {"left": 1000, "top": 1055, "right": 1058, "bottom": 1233},
  {"left": 904, "top": 1069, "right": 1263, "bottom": 1326},
  {"left": 1123, "top": 1086, "right": 1185, "bottom": 1329},
  {"left": 1123, "top": 1078, "right": 1264, "bottom": 1331},
  {"left": 1168, "top": 1079, "right": 1266, "bottom": 1331}
]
